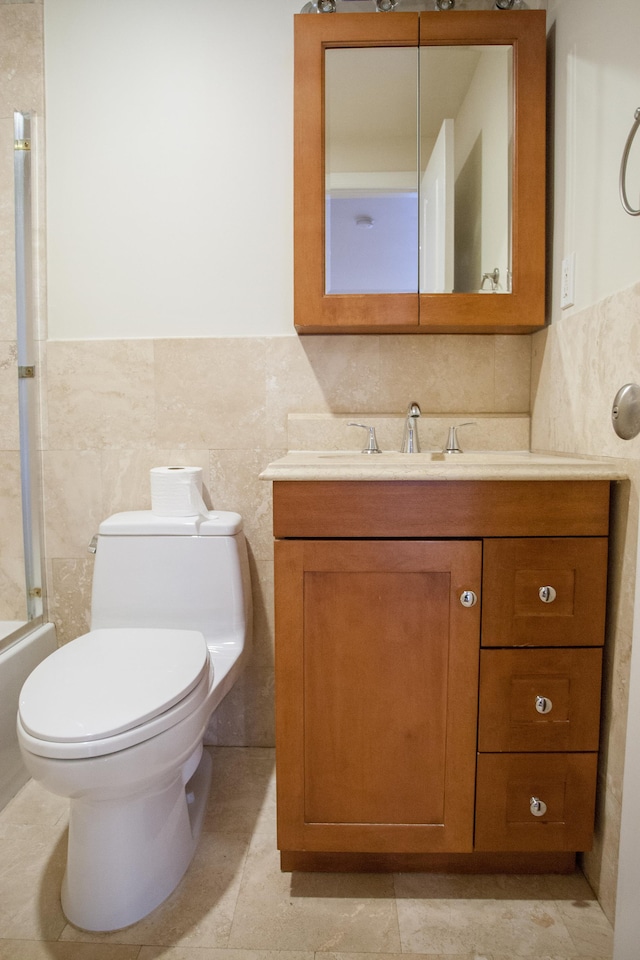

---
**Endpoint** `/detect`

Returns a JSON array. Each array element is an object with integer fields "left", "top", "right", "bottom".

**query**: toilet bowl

[{"left": 17, "top": 510, "right": 251, "bottom": 932}]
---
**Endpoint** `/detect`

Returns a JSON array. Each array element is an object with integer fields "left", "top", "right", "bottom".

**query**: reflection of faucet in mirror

[
  {"left": 401, "top": 403, "right": 421, "bottom": 453},
  {"left": 480, "top": 268, "right": 500, "bottom": 292}
]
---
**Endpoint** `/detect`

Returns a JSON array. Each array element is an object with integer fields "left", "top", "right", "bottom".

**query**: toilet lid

[{"left": 19, "top": 628, "right": 209, "bottom": 743}]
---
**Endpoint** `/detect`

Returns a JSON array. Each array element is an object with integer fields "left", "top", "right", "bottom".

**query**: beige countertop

[{"left": 260, "top": 450, "right": 627, "bottom": 482}]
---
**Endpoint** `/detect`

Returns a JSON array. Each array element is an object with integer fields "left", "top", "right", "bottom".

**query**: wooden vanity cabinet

[{"left": 273, "top": 480, "right": 610, "bottom": 872}]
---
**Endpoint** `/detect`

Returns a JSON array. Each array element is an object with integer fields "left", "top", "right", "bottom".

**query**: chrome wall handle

[
  {"left": 535, "top": 695, "right": 553, "bottom": 715},
  {"left": 539, "top": 585, "right": 557, "bottom": 604},
  {"left": 530, "top": 796, "right": 547, "bottom": 817}
]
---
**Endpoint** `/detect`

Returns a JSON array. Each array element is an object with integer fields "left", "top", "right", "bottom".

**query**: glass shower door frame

[{"left": 13, "top": 110, "right": 43, "bottom": 627}]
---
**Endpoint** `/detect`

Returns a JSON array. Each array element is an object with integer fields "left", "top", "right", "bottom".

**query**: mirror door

[
  {"left": 294, "top": 10, "right": 546, "bottom": 334},
  {"left": 325, "top": 45, "right": 419, "bottom": 296}
]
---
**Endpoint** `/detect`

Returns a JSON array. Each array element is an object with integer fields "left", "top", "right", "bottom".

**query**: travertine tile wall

[
  {"left": 43, "top": 333, "right": 532, "bottom": 746},
  {"left": 0, "top": 0, "right": 44, "bottom": 621},
  {"left": 531, "top": 280, "right": 640, "bottom": 921}
]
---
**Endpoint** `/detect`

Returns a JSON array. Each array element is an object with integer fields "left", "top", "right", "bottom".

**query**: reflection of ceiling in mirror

[
  {"left": 325, "top": 46, "right": 482, "bottom": 144},
  {"left": 326, "top": 47, "right": 417, "bottom": 142}
]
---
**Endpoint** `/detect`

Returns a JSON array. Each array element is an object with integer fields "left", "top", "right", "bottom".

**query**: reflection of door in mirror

[
  {"left": 420, "top": 45, "right": 513, "bottom": 294},
  {"left": 325, "top": 47, "right": 418, "bottom": 295},
  {"left": 421, "top": 118, "right": 454, "bottom": 293}
]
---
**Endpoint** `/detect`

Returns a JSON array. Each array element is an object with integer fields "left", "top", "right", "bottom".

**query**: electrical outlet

[{"left": 561, "top": 253, "right": 575, "bottom": 309}]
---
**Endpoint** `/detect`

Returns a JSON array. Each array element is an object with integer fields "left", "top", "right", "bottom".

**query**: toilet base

[{"left": 61, "top": 747, "right": 213, "bottom": 931}]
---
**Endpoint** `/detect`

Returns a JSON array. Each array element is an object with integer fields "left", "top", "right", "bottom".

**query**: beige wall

[
  {"left": 532, "top": 290, "right": 640, "bottom": 922},
  {"left": 532, "top": 0, "right": 640, "bottom": 925}
]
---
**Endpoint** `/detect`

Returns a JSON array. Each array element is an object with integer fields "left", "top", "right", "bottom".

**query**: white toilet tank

[{"left": 90, "top": 511, "right": 251, "bottom": 652}]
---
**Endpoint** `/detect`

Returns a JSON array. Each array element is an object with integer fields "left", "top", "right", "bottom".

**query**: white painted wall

[
  {"left": 44, "top": 0, "right": 301, "bottom": 339},
  {"left": 548, "top": 0, "right": 640, "bottom": 320}
]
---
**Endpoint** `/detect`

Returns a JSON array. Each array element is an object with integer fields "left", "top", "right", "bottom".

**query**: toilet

[{"left": 17, "top": 509, "right": 252, "bottom": 932}]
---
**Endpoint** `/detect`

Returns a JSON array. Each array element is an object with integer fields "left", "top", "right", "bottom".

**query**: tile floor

[{"left": 0, "top": 747, "right": 614, "bottom": 960}]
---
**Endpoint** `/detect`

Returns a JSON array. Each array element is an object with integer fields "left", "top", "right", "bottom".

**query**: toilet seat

[{"left": 18, "top": 628, "right": 212, "bottom": 760}]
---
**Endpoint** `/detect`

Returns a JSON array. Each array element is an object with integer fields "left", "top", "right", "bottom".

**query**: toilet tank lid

[{"left": 98, "top": 510, "right": 243, "bottom": 536}]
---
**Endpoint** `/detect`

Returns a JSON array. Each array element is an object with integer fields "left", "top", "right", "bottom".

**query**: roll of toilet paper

[{"left": 150, "top": 466, "right": 209, "bottom": 517}]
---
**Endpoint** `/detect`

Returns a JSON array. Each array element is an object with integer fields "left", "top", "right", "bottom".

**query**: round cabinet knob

[
  {"left": 535, "top": 695, "right": 553, "bottom": 715},
  {"left": 539, "top": 585, "right": 557, "bottom": 604},
  {"left": 530, "top": 796, "right": 547, "bottom": 817},
  {"left": 460, "top": 590, "right": 478, "bottom": 608}
]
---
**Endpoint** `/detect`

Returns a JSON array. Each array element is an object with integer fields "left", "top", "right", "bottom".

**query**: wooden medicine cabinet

[{"left": 293, "top": 10, "right": 546, "bottom": 334}]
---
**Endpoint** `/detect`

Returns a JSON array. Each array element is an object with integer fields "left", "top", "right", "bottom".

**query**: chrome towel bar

[{"left": 620, "top": 107, "right": 640, "bottom": 216}]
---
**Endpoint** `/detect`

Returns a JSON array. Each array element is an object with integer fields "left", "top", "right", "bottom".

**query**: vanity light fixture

[
  {"left": 301, "top": 0, "right": 527, "bottom": 11},
  {"left": 299, "top": 0, "right": 335, "bottom": 11}
]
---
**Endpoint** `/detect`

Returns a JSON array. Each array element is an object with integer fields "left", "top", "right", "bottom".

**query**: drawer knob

[
  {"left": 535, "top": 695, "right": 553, "bottom": 714},
  {"left": 539, "top": 585, "right": 557, "bottom": 604},
  {"left": 460, "top": 590, "right": 478, "bottom": 608},
  {"left": 530, "top": 796, "right": 548, "bottom": 817}
]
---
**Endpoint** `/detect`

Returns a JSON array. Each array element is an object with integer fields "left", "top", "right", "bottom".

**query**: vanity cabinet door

[
  {"left": 275, "top": 538, "right": 481, "bottom": 854},
  {"left": 478, "top": 647, "right": 603, "bottom": 753},
  {"left": 481, "top": 538, "right": 608, "bottom": 647},
  {"left": 475, "top": 752, "right": 598, "bottom": 852}
]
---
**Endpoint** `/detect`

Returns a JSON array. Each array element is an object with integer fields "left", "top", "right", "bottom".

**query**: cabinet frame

[{"left": 294, "top": 10, "right": 547, "bottom": 334}]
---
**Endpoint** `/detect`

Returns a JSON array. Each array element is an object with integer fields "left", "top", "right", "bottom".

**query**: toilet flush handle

[{"left": 88, "top": 535, "right": 98, "bottom": 554}]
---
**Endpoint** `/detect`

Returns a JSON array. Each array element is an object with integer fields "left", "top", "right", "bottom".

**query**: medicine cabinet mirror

[{"left": 294, "top": 10, "right": 546, "bottom": 333}]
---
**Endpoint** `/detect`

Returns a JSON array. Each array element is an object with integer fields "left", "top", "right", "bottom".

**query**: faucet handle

[
  {"left": 444, "top": 421, "right": 476, "bottom": 454},
  {"left": 348, "top": 422, "right": 382, "bottom": 455}
]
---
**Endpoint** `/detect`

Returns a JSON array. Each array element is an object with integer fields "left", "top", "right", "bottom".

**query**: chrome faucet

[
  {"left": 400, "top": 402, "right": 421, "bottom": 453},
  {"left": 443, "top": 421, "right": 476, "bottom": 454}
]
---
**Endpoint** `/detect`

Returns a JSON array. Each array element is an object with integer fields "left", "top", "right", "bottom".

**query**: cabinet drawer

[
  {"left": 482, "top": 538, "right": 608, "bottom": 647},
  {"left": 475, "top": 753, "right": 597, "bottom": 852},
  {"left": 478, "top": 648, "right": 603, "bottom": 752}
]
